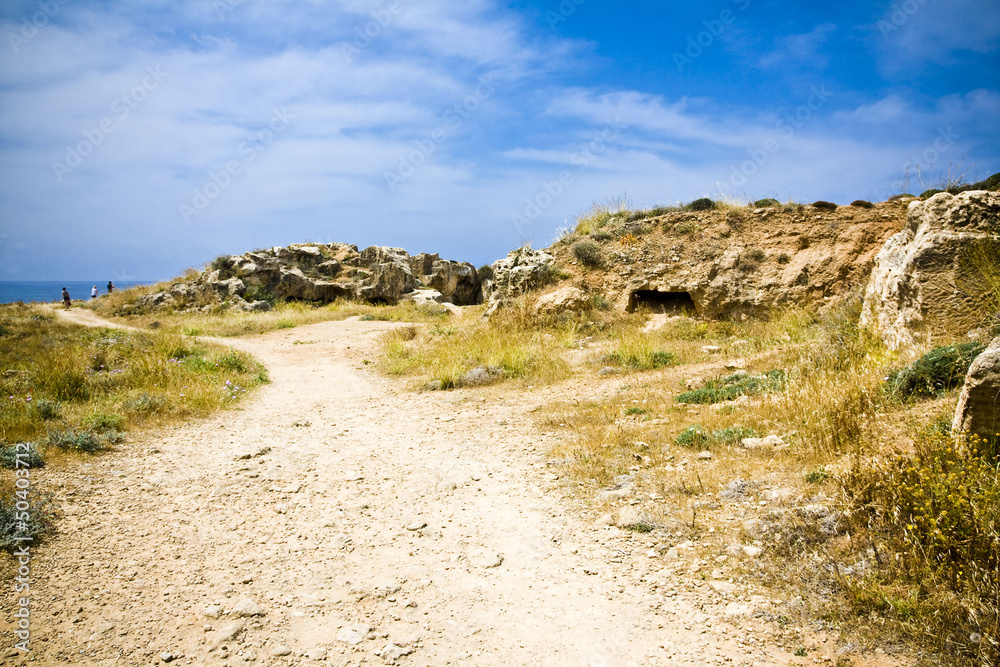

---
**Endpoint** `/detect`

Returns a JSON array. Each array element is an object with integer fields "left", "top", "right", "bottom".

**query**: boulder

[
  {"left": 409, "top": 253, "right": 481, "bottom": 305},
  {"left": 533, "top": 285, "right": 591, "bottom": 315},
  {"left": 861, "top": 191, "right": 1000, "bottom": 350},
  {"left": 953, "top": 337, "right": 1000, "bottom": 440},
  {"left": 484, "top": 247, "right": 555, "bottom": 316}
]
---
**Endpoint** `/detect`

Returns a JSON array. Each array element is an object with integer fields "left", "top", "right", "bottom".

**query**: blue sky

[{"left": 1, "top": 0, "right": 998, "bottom": 280}]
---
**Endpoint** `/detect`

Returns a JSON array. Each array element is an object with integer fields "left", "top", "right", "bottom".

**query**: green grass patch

[
  {"left": 888, "top": 342, "right": 985, "bottom": 398},
  {"left": 676, "top": 370, "right": 786, "bottom": 404}
]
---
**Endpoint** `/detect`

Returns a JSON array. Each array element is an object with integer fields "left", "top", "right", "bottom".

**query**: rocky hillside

[
  {"left": 488, "top": 198, "right": 912, "bottom": 320},
  {"left": 122, "top": 244, "right": 482, "bottom": 314}
]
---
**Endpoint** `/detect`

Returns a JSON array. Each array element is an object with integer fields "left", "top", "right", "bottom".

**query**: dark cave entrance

[{"left": 627, "top": 290, "right": 698, "bottom": 315}]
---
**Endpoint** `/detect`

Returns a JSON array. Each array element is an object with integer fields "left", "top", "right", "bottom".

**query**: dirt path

[{"left": 3, "top": 313, "right": 861, "bottom": 666}]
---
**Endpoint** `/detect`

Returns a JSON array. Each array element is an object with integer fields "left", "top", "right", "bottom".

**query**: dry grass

[
  {"left": 89, "top": 297, "right": 452, "bottom": 337},
  {"left": 379, "top": 302, "right": 575, "bottom": 388}
]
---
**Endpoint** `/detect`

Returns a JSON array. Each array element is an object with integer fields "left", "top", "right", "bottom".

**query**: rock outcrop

[
  {"left": 484, "top": 247, "right": 555, "bottom": 316},
  {"left": 953, "top": 337, "right": 1000, "bottom": 440},
  {"left": 126, "top": 243, "right": 482, "bottom": 313},
  {"left": 513, "top": 200, "right": 908, "bottom": 320},
  {"left": 861, "top": 191, "right": 1000, "bottom": 350}
]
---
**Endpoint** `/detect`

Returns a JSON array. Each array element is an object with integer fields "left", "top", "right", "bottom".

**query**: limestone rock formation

[
  {"left": 861, "top": 191, "right": 1000, "bottom": 350},
  {"left": 518, "top": 201, "right": 907, "bottom": 320},
  {"left": 953, "top": 337, "right": 1000, "bottom": 440},
  {"left": 124, "top": 243, "right": 481, "bottom": 313},
  {"left": 484, "top": 247, "right": 555, "bottom": 316},
  {"left": 533, "top": 285, "right": 591, "bottom": 315}
]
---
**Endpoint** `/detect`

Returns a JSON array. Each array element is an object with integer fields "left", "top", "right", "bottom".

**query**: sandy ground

[{"left": 0, "top": 310, "right": 910, "bottom": 666}]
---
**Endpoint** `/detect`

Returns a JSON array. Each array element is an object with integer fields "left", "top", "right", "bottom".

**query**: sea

[{"left": 0, "top": 281, "right": 153, "bottom": 305}]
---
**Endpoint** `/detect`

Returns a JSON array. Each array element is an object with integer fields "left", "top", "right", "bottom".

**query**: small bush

[
  {"left": 476, "top": 265, "right": 495, "bottom": 282},
  {"left": 47, "top": 429, "right": 107, "bottom": 453},
  {"left": 811, "top": 201, "right": 837, "bottom": 211},
  {"left": 888, "top": 342, "right": 986, "bottom": 398},
  {"left": 124, "top": 393, "right": 167, "bottom": 414},
  {"left": 850, "top": 199, "right": 874, "bottom": 208},
  {"left": 572, "top": 240, "right": 604, "bottom": 268},
  {"left": 805, "top": 467, "right": 829, "bottom": 484},
  {"left": 592, "top": 231, "right": 613, "bottom": 242},
  {"left": 217, "top": 349, "right": 253, "bottom": 372},
  {"left": 243, "top": 284, "right": 277, "bottom": 305},
  {"left": 82, "top": 412, "right": 124, "bottom": 432},
  {"left": 210, "top": 255, "right": 234, "bottom": 280},
  {"left": 686, "top": 198, "right": 716, "bottom": 212},
  {"left": 737, "top": 248, "right": 767, "bottom": 272},
  {"left": 676, "top": 424, "right": 710, "bottom": 448},
  {"left": 0, "top": 443, "right": 44, "bottom": 469},
  {"left": 777, "top": 252, "right": 791, "bottom": 264},
  {"left": 753, "top": 198, "right": 781, "bottom": 208},
  {"left": 675, "top": 221, "right": 699, "bottom": 235},
  {"left": 34, "top": 398, "right": 61, "bottom": 420},
  {"left": 844, "top": 432, "right": 1000, "bottom": 664},
  {"left": 0, "top": 493, "right": 54, "bottom": 552},
  {"left": 920, "top": 189, "right": 945, "bottom": 199},
  {"left": 712, "top": 425, "right": 758, "bottom": 445},
  {"left": 676, "top": 370, "right": 786, "bottom": 404},
  {"left": 624, "top": 522, "right": 655, "bottom": 533}
]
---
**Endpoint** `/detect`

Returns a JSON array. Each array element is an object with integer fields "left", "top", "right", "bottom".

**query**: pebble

[
  {"left": 305, "top": 646, "right": 328, "bottom": 660},
  {"left": 406, "top": 521, "right": 428, "bottom": 531},
  {"left": 379, "top": 643, "right": 414, "bottom": 660},
  {"left": 697, "top": 451, "right": 713, "bottom": 460},
  {"left": 271, "top": 645, "right": 292, "bottom": 656},
  {"left": 230, "top": 598, "right": 264, "bottom": 617},
  {"left": 742, "top": 546, "right": 763, "bottom": 558},
  {"left": 203, "top": 605, "right": 223, "bottom": 619},
  {"left": 160, "top": 652, "right": 174, "bottom": 663},
  {"left": 337, "top": 623, "right": 372, "bottom": 645}
]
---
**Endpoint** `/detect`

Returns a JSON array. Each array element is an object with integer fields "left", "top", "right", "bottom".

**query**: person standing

[
  {"left": 107, "top": 280, "right": 115, "bottom": 294},
  {"left": 91, "top": 285, "right": 98, "bottom": 300},
  {"left": 62, "top": 287, "right": 71, "bottom": 310}
]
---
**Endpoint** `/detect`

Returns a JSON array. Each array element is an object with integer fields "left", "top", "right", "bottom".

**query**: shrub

[
  {"left": 920, "top": 189, "right": 945, "bottom": 199},
  {"left": 124, "top": 393, "right": 166, "bottom": 414},
  {"left": 210, "top": 255, "right": 234, "bottom": 280},
  {"left": 0, "top": 493, "right": 54, "bottom": 552},
  {"left": 737, "top": 248, "right": 767, "bottom": 272},
  {"left": 676, "top": 370, "right": 786, "bottom": 404},
  {"left": 805, "top": 466, "right": 829, "bottom": 484},
  {"left": 34, "top": 398, "right": 61, "bottom": 420},
  {"left": 811, "top": 201, "right": 837, "bottom": 211},
  {"left": 0, "top": 443, "right": 44, "bottom": 469},
  {"left": 711, "top": 425, "right": 758, "bottom": 445},
  {"left": 572, "top": 240, "right": 604, "bottom": 268},
  {"left": 888, "top": 342, "right": 986, "bottom": 398},
  {"left": 83, "top": 412, "right": 124, "bottom": 432},
  {"left": 243, "top": 284, "right": 277, "bottom": 305},
  {"left": 753, "top": 198, "right": 781, "bottom": 208},
  {"left": 477, "top": 264, "right": 495, "bottom": 282},
  {"left": 844, "top": 432, "right": 1000, "bottom": 664},
  {"left": 777, "top": 252, "right": 791, "bottom": 264},
  {"left": 592, "top": 231, "right": 613, "bottom": 242},
  {"left": 686, "top": 198, "right": 716, "bottom": 212},
  {"left": 850, "top": 200, "right": 874, "bottom": 208},
  {"left": 676, "top": 424, "right": 710, "bottom": 448},
  {"left": 674, "top": 221, "right": 699, "bottom": 235},
  {"left": 47, "top": 429, "right": 107, "bottom": 452}
]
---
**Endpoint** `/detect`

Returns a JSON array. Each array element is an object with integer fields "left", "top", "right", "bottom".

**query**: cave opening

[{"left": 627, "top": 290, "right": 698, "bottom": 315}]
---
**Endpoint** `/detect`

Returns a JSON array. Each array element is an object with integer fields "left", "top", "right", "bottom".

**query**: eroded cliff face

[
  {"left": 510, "top": 200, "right": 909, "bottom": 320},
  {"left": 861, "top": 191, "right": 1000, "bottom": 350}
]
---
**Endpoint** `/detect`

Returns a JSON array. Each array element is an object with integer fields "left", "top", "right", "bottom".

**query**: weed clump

[
  {"left": 0, "top": 443, "right": 44, "bottom": 469},
  {"left": 811, "top": 201, "right": 837, "bottom": 211},
  {"left": 850, "top": 199, "right": 874, "bottom": 208},
  {"left": 844, "top": 432, "right": 1000, "bottom": 664},
  {"left": 47, "top": 429, "right": 111, "bottom": 453},
  {"left": 675, "top": 424, "right": 710, "bottom": 448},
  {"left": 0, "top": 493, "right": 54, "bottom": 552},
  {"left": 888, "top": 342, "right": 986, "bottom": 398},
  {"left": 676, "top": 370, "right": 786, "bottom": 404},
  {"left": 753, "top": 198, "right": 781, "bottom": 208}
]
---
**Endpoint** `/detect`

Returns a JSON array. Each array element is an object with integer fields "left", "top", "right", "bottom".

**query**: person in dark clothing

[
  {"left": 62, "top": 287, "right": 71, "bottom": 310},
  {"left": 107, "top": 281, "right": 115, "bottom": 294}
]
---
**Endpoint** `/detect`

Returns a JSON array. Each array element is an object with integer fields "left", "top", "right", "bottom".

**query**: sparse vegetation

[
  {"left": 888, "top": 342, "right": 986, "bottom": 398},
  {"left": 686, "top": 197, "right": 716, "bottom": 212},
  {"left": 571, "top": 240, "right": 604, "bottom": 268}
]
